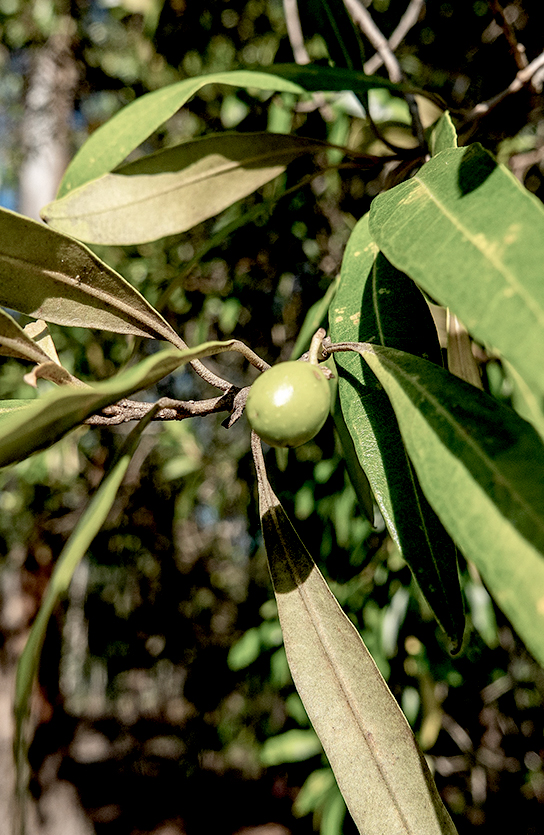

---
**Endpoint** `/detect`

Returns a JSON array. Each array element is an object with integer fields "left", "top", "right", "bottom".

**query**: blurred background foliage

[{"left": 1, "top": 1, "right": 544, "bottom": 834}]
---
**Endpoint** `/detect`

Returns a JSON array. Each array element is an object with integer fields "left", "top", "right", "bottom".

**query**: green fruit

[{"left": 246, "top": 361, "right": 331, "bottom": 448}]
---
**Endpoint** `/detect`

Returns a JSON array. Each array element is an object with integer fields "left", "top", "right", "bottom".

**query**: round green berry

[{"left": 246, "top": 361, "right": 331, "bottom": 448}]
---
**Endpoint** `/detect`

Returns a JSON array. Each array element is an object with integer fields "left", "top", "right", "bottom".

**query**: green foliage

[
  {"left": 368, "top": 144, "right": 544, "bottom": 400},
  {"left": 45, "top": 132, "right": 335, "bottom": 245},
  {"left": 330, "top": 214, "right": 464, "bottom": 651},
  {"left": 2, "top": 4, "right": 544, "bottom": 835},
  {"left": 254, "top": 441, "right": 457, "bottom": 833}
]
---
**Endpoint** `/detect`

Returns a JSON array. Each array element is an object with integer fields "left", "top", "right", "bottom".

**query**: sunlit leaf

[
  {"left": 253, "top": 435, "right": 458, "bottom": 834},
  {"left": 57, "top": 70, "right": 307, "bottom": 197},
  {"left": 359, "top": 344, "right": 544, "bottom": 668},
  {"left": 330, "top": 215, "right": 464, "bottom": 649},
  {"left": 44, "top": 133, "right": 331, "bottom": 245},
  {"left": 428, "top": 111, "right": 457, "bottom": 156},
  {"left": 369, "top": 144, "right": 544, "bottom": 399},
  {"left": 0, "top": 206, "right": 182, "bottom": 344},
  {"left": 0, "top": 340, "right": 236, "bottom": 469}
]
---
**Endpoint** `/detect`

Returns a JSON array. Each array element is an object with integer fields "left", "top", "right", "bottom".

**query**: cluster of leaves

[{"left": 3, "top": 2, "right": 544, "bottom": 835}]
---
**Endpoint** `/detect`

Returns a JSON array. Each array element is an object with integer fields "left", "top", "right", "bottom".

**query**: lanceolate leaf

[
  {"left": 0, "top": 340, "right": 236, "bottom": 469},
  {"left": 0, "top": 308, "right": 56, "bottom": 365},
  {"left": 57, "top": 71, "right": 307, "bottom": 197},
  {"left": 0, "top": 206, "right": 183, "bottom": 344},
  {"left": 14, "top": 406, "right": 160, "bottom": 825},
  {"left": 253, "top": 435, "right": 458, "bottom": 835},
  {"left": 359, "top": 344, "right": 544, "bottom": 668},
  {"left": 43, "top": 133, "right": 331, "bottom": 245},
  {"left": 369, "top": 144, "right": 544, "bottom": 398},
  {"left": 330, "top": 215, "right": 464, "bottom": 649},
  {"left": 260, "top": 64, "right": 405, "bottom": 94}
]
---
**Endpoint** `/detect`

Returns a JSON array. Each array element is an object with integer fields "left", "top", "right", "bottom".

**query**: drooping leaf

[
  {"left": 14, "top": 405, "right": 160, "bottom": 830},
  {"left": 428, "top": 111, "right": 457, "bottom": 156},
  {"left": 369, "top": 144, "right": 544, "bottom": 399},
  {"left": 359, "top": 343, "right": 544, "bottom": 668},
  {"left": 260, "top": 63, "right": 405, "bottom": 94},
  {"left": 253, "top": 435, "right": 458, "bottom": 835},
  {"left": 0, "top": 206, "right": 183, "bottom": 344},
  {"left": 57, "top": 70, "right": 307, "bottom": 197},
  {"left": 330, "top": 214, "right": 464, "bottom": 649},
  {"left": 0, "top": 340, "right": 236, "bottom": 469},
  {"left": 43, "top": 133, "right": 332, "bottom": 245}
]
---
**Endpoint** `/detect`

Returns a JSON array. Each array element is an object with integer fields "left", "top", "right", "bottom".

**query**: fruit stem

[{"left": 308, "top": 328, "right": 326, "bottom": 366}]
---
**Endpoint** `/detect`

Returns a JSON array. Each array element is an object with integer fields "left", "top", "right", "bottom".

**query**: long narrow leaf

[
  {"left": 0, "top": 340, "right": 236, "bottom": 469},
  {"left": 253, "top": 435, "right": 458, "bottom": 835},
  {"left": 330, "top": 215, "right": 464, "bottom": 649},
  {"left": 260, "top": 63, "right": 405, "bottom": 93},
  {"left": 57, "top": 71, "right": 307, "bottom": 197},
  {"left": 14, "top": 406, "right": 160, "bottom": 833},
  {"left": 0, "top": 206, "right": 182, "bottom": 344},
  {"left": 369, "top": 144, "right": 544, "bottom": 399},
  {"left": 44, "top": 133, "right": 331, "bottom": 245},
  {"left": 358, "top": 344, "right": 544, "bottom": 667}
]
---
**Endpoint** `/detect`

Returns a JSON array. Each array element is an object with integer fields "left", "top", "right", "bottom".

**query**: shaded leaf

[
  {"left": 0, "top": 308, "right": 56, "bottom": 365},
  {"left": 0, "top": 340, "right": 236, "bottom": 469},
  {"left": 331, "top": 391, "right": 375, "bottom": 525},
  {"left": 298, "top": 0, "right": 365, "bottom": 70},
  {"left": 58, "top": 70, "right": 307, "bottom": 197},
  {"left": 504, "top": 359, "right": 544, "bottom": 439},
  {"left": 369, "top": 144, "right": 544, "bottom": 398},
  {"left": 0, "top": 206, "right": 182, "bottom": 344},
  {"left": 253, "top": 435, "right": 458, "bottom": 834},
  {"left": 260, "top": 63, "right": 405, "bottom": 94},
  {"left": 23, "top": 320, "right": 61, "bottom": 363},
  {"left": 44, "top": 133, "right": 331, "bottom": 245},
  {"left": 330, "top": 214, "right": 464, "bottom": 649},
  {"left": 14, "top": 406, "right": 160, "bottom": 831},
  {"left": 291, "top": 277, "right": 339, "bottom": 360},
  {"left": 446, "top": 311, "right": 482, "bottom": 389},
  {"left": 360, "top": 344, "right": 544, "bottom": 668}
]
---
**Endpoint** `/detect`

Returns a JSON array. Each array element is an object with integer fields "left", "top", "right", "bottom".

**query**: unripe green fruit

[{"left": 246, "top": 361, "right": 331, "bottom": 448}]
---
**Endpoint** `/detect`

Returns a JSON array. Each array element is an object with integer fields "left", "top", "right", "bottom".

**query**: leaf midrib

[{"left": 405, "top": 174, "right": 544, "bottom": 329}]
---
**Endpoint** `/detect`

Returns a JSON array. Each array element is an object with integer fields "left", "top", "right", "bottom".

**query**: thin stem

[
  {"left": 308, "top": 328, "right": 326, "bottom": 365},
  {"left": 465, "top": 48, "right": 544, "bottom": 120},
  {"left": 283, "top": 0, "right": 310, "bottom": 64},
  {"left": 343, "top": 0, "right": 426, "bottom": 152},
  {"left": 489, "top": 0, "right": 528, "bottom": 70},
  {"left": 343, "top": 0, "right": 403, "bottom": 83},
  {"left": 86, "top": 391, "right": 238, "bottom": 426},
  {"left": 364, "top": 0, "right": 425, "bottom": 76}
]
